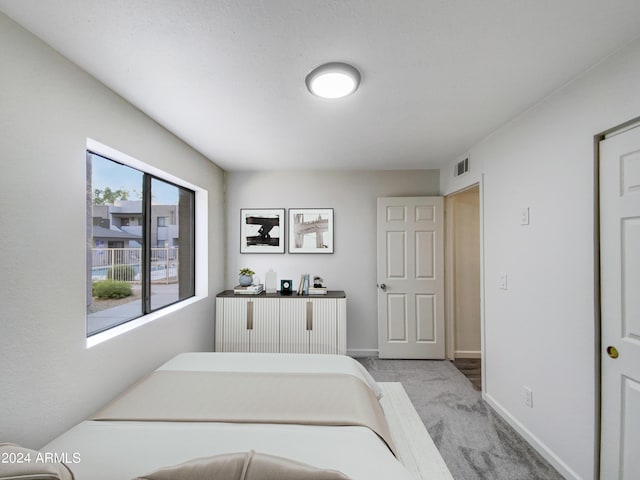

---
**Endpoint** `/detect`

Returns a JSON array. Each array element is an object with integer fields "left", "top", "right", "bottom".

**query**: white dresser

[{"left": 215, "top": 291, "right": 347, "bottom": 354}]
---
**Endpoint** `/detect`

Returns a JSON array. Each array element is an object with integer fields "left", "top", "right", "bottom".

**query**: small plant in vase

[{"left": 238, "top": 268, "right": 255, "bottom": 287}]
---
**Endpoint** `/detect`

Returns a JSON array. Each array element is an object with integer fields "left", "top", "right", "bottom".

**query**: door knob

[
  {"left": 606, "top": 346, "right": 619, "bottom": 359},
  {"left": 379, "top": 283, "right": 387, "bottom": 291}
]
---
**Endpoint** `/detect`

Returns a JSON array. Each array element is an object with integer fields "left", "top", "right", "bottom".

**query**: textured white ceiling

[{"left": 1, "top": 0, "right": 639, "bottom": 171}]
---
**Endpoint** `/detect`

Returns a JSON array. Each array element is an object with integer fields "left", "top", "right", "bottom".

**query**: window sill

[{"left": 86, "top": 295, "right": 205, "bottom": 348}]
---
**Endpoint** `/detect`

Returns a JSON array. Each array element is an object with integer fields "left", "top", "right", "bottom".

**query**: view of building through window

[{"left": 87, "top": 152, "right": 195, "bottom": 336}]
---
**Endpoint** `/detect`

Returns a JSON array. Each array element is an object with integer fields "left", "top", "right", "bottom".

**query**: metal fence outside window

[{"left": 91, "top": 248, "right": 178, "bottom": 284}]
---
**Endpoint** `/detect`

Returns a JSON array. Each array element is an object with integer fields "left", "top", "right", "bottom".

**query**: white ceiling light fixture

[{"left": 305, "top": 62, "right": 361, "bottom": 99}]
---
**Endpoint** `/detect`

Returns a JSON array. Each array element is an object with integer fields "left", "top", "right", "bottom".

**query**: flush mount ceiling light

[{"left": 305, "top": 62, "right": 361, "bottom": 99}]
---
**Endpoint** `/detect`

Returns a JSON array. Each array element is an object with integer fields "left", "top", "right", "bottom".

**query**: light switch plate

[
  {"left": 520, "top": 207, "right": 530, "bottom": 225},
  {"left": 499, "top": 274, "right": 508, "bottom": 290}
]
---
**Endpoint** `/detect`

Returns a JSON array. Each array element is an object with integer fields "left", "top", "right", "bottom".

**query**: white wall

[
  {"left": 0, "top": 13, "right": 225, "bottom": 448},
  {"left": 225, "top": 170, "right": 440, "bottom": 355},
  {"left": 440, "top": 36, "right": 640, "bottom": 480}
]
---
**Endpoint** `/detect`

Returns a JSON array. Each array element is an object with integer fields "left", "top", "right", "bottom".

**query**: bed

[{"left": 32, "top": 353, "right": 418, "bottom": 480}]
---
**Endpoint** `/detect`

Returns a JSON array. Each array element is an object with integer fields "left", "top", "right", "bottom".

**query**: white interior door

[
  {"left": 377, "top": 196, "right": 445, "bottom": 358},
  {"left": 600, "top": 124, "right": 640, "bottom": 479}
]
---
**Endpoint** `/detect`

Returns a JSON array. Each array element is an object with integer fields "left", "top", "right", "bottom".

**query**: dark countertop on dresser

[{"left": 217, "top": 290, "right": 346, "bottom": 298}]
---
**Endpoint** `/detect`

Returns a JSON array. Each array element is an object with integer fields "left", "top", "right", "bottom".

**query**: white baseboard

[
  {"left": 454, "top": 350, "right": 481, "bottom": 359},
  {"left": 347, "top": 348, "right": 379, "bottom": 357},
  {"left": 483, "top": 392, "right": 582, "bottom": 480}
]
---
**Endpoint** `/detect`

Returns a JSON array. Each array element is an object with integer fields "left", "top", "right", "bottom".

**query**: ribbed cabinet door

[
  {"left": 309, "top": 298, "right": 337, "bottom": 354},
  {"left": 336, "top": 298, "right": 347, "bottom": 354},
  {"left": 280, "top": 298, "right": 308, "bottom": 353},
  {"left": 223, "top": 297, "right": 251, "bottom": 352},
  {"left": 251, "top": 299, "right": 280, "bottom": 352},
  {"left": 215, "top": 297, "right": 224, "bottom": 351}
]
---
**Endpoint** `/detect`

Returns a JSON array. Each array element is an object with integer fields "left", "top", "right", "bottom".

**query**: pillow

[
  {"left": 133, "top": 451, "right": 246, "bottom": 480},
  {"left": 0, "top": 443, "right": 74, "bottom": 480},
  {"left": 133, "top": 450, "right": 351, "bottom": 480},
  {"left": 243, "top": 450, "right": 351, "bottom": 480}
]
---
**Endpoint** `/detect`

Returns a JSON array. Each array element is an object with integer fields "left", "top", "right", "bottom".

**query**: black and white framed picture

[
  {"left": 288, "top": 208, "right": 334, "bottom": 254},
  {"left": 240, "top": 208, "right": 285, "bottom": 253}
]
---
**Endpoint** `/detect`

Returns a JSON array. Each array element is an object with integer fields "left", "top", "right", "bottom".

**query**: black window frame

[{"left": 86, "top": 151, "right": 196, "bottom": 337}]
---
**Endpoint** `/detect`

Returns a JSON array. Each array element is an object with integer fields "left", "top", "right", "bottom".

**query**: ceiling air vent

[{"left": 454, "top": 157, "right": 469, "bottom": 177}]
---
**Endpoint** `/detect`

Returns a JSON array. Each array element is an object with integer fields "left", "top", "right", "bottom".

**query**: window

[{"left": 87, "top": 151, "right": 195, "bottom": 337}]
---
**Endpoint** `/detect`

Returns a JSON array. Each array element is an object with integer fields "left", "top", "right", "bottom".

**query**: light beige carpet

[{"left": 379, "top": 382, "right": 453, "bottom": 480}]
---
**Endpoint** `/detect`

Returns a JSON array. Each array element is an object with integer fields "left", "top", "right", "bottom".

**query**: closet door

[{"left": 600, "top": 125, "right": 640, "bottom": 479}]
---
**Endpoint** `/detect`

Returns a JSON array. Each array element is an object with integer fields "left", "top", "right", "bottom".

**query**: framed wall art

[
  {"left": 288, "top": 208, "right": 334, "bottom": 254},
  {"left": 240, "top": 208, "right": 285, "bottom": 253}
]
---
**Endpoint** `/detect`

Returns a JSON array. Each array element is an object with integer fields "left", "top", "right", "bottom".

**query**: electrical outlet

[
  {"left": 520, "top": 207, "right": 530, "bottom": 226},
  {"left": 523, "top": 386, "right": 533, "bottom": 408},
  {"left": 499, "top": 274, "right": 508, "bottom": 290}
]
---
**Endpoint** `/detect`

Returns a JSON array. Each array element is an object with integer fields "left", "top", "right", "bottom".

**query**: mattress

[{"left": 41, "top": 352, "right": 415, "bottom": 480}]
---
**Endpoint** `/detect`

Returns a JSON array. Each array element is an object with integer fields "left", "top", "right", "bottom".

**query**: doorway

[{"left": 445, "top": 185, "right": 482, "bottom": 388}]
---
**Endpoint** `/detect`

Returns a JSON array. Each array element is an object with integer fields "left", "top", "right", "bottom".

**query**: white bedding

[
  {"left": 40, "top": 353, "right": 413, "bottom": 480},
  {"left": 158, "top": 352, "right": 383, "bottom": 398},
  {"left": 43, "top": 421, "right": 414, "bottom": 480}
]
